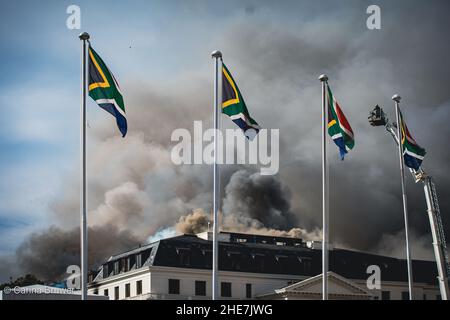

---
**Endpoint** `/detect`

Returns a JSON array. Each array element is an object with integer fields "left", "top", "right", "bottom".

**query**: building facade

[{"left": 88, "top": 232, "right": 442, "bottom": 300}]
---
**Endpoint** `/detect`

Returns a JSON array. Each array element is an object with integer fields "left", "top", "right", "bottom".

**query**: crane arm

[{"left": 385, "top": 123, "right": 450, "bottom": 299}]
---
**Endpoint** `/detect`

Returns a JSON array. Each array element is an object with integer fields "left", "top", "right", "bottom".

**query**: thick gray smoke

[
  {"left": 222, "top": 170, "right": 296, "bottom": 230},
  {"left": 175, "top": 209, "right": 211, "bottom": 235},
  {"left": 2, "top": 0, "right": 450, "bottom": 283},
  {"left": 174, "top": 208, "right": 322, "bottom": 241},
  {"left": 14, "top": 225, "right": 140, "bottom": 281}
]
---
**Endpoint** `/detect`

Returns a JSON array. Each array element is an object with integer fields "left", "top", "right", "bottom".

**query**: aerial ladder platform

[{"left": 369, "top": 105, "right": 449, "bottom": 299}]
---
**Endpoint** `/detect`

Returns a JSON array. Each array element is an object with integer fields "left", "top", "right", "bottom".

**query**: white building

[{"left": 88, "top": 231, "right": 442, "bottom": 300}]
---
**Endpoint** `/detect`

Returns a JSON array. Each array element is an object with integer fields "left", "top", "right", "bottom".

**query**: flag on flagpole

[
  {"left": 221, "top": 62, "right": 260, "bottom": 140},
  {"left": 88, "top": 45, "right": 127, "bottom": 137},
  {"left": 399, "top": 109, "right": 426, "bottom": 170},
  {"left": 327, "top": 84, "right": 354, "bottom": 159}
]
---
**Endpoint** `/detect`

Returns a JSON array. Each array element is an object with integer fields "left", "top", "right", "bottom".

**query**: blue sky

[{"left": 0, "top": 2, "right": 78, "bottom": 254}]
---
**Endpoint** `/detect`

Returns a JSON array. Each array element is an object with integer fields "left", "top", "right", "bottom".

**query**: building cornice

[{"left": 89, "top": 265, "right": 308, "bottom": 288}]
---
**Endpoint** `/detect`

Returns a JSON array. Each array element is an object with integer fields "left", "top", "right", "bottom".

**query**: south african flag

[
  {"left": 399, "top": 109, "right": 426, "bottom": 170},
  {"left": 221, "top": 62, "right": 260, "bottom": 140},
  {"left": 327, "top": 84, "right": 354, "bottom": 160},
  {"left": 88, "top": 45, "right": 127, "bottom": 137}
]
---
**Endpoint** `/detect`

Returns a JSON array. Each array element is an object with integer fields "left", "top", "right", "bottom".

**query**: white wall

[
  {"left": 88, "top": 270, "right": 150, "bottom": 300},
  {"left": 90, "top": 266, "right": 305, "bottom": 300},
  {"left": 89, "top": 266, "right": 440, "bottom": 300},
  {"left": 149, "top": 267, "right": 304, "bottom": 299},
  {"left": 353, "top": 279, "right": 440, "bottom": 300}
]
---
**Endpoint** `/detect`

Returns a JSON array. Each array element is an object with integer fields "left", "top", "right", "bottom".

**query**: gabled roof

[
  {"left": 277, "top": 271, "right": 372, "bottom": 295},
  {"left": 259, "top": 272, "right": 373, "bottom": 300}
]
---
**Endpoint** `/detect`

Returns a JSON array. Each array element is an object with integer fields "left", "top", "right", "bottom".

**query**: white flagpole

[
  {"left": 79, "top": 32, "right": 90, "bottom": 300},
  {"left": 319, "top": 74, "right": 329, "bottom": 300},
  {"left": 392, "top": 94, "right": 414, "bottom": 300},
  {"left": 211, "top": 50, "right": 222, "bottom": 300}
]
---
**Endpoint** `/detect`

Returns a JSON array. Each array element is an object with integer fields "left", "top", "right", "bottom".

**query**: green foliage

[{"left": 0, "top": 274, "right": 43, "bottom": 290}]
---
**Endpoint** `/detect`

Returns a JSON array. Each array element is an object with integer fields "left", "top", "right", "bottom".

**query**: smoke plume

[{"left": 14, "top": 225, "right": 140, "bottom": 281}]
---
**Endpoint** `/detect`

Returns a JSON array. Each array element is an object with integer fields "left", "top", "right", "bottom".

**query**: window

[
  {"left": 129, "top": 255, "right": 136, "bottom": 269},
  {"left": 246, "top": 283, "right": 252, "bottom": 299},
  {"left": 195, "top": 281, "right": 206, "bottom": 296},
  {"left": 114, "top": 286, "right": 119, "bottom": 300},
  {"left": 141, "top": 249, "right": 151, "bottom": 264},
  {"left": 126, "top": 257, "right": 131, "bottom": 272},
  {"left": 125, "top": 283, "right": 130, "bottom": 298},
  {"left": 228, "top": 252, "right": 242, "bottom": 270},
  {"left": 401, "top": 291, "right": 409, "bottom": 300},
  {"left": 103, "top": 264, "right": 109, "bottom": 278},
  {"left": 221, "top": 282, "right": 232, "bottom": 298},
  {"left": 117, "top": 258, "right": 127, "bottom": 272},
  {"left": 303, "top": 259, "right": 312, "bottom": 273},
  {"left": 107, "top": 262, "right": 114, "bottom": 277},
  {"left": 381, "top": 291, "right": 390, "bottom": 300},
  {"left": 180, "top": 252, "right": 190, "bottom": 265},
  {"left": 136, "top": 254, "right": 142, "bottom": 268},
  {"left": 104, "top": 289, "right": 108, "bottom": 297},
  {"left": 136, "top": 280, "right": 142, "bottom": 295},
  {"left": 252, "top": 254, "right": 265, "bottom": 272},
  {"left": 297, "top": 256, "right": 312, "bottom": 274},
  {"left": 114, "top": 261, "right": 119, "bottom": 275},
  {"left": 169, "top": 279, "right": 180, "bottom": 295},
  {"left": 177, "top": 248, "right": 190, "bottom": 266},
  {"left": 203, "top": 250, "right": 212, "bottom": 268}
]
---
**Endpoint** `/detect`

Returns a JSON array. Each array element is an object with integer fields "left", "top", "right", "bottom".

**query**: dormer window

[
  {"left": 176, "top": 248, "right": 190, "bottom": 266},
  {"left": 136, "top": 254, "right": 142, "bottom": 268}
]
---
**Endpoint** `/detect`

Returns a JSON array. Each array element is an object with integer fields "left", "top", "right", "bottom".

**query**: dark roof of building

[{"left": 92, "top": 232, "right": 439, "bottom": 286}]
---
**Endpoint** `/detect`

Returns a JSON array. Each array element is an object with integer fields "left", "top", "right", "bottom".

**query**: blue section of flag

[
  {"left": 232, "top": 119, "right": 260, "bottom": 135},
  {"left": 332, "top": 136, "right": 347, "bottom": 160},
  {"left": 404, "top": 153, "right": 422, "bottom": 171},
  {"left": 98, "top": 103, "right": 128, "bottom": 137}
]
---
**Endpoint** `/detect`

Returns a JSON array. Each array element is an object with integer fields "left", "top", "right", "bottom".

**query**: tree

[{"left": 0, "top": 274, "right": 43, "bottom": 290}]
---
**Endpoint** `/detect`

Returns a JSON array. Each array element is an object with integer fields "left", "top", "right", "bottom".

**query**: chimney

[{"left": 196, "top": 231, "right": 230, "bottom": 242}]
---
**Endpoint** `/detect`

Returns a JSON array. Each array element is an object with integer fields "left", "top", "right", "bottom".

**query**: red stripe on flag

[
  {"left": 404, "top": 123, "right": 418, "bottom": 145},
  {"left": 335, "top": 101, "right": 354, "bottom": 137}
]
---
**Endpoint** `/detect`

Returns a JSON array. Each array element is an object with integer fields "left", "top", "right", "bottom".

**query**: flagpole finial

[
  {"left": 79, "top": 32, "right": 90, "bottom": 40},
  {"left": 392, "top": 94, "right": 401, "bottom": 103},
  {"left": 319, "top": 74, "right": 328, "bottom": 82},
  {"left": 211, "top": 50, "right": 222, "bottom": 59}
]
